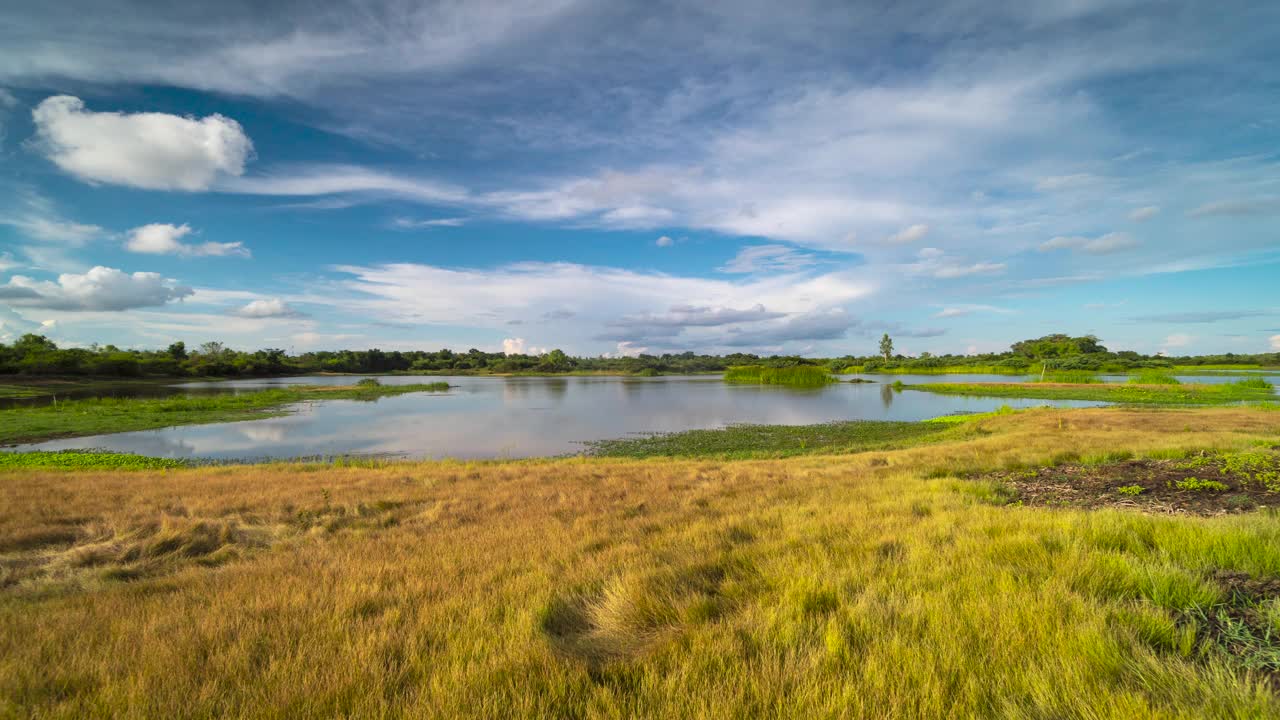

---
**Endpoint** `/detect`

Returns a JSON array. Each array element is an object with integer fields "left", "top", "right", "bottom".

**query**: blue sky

[{"left": 0, "top": 0, "right": 1277, "bottom": 357}]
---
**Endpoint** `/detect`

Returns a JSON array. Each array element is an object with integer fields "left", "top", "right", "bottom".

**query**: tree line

[{"left": 0, "top": 333, "right": 1275, "bottom": 378}]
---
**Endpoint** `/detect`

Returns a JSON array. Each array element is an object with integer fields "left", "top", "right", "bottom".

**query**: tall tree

[{"left": 879, "top": 333, "right": 894, "bottom": 361}]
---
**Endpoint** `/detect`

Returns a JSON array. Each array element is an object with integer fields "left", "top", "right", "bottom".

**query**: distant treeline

[{"left": 0, "top": 332, "right": 1276, "bottom": 378}]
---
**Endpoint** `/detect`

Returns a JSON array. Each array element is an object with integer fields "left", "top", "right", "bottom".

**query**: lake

[{"left": 7, "top": 374, "right": 1114, "bottom": 460}]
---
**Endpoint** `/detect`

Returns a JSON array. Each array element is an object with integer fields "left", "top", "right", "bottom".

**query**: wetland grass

[{"left": 4, "top": 408, "right": 1280, "bottom": 716}]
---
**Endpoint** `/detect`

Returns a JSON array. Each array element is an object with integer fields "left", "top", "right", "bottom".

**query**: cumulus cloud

[
  {"left": 234, "top": 298, "right": 306, "bottom": 318},
  {"left": 1161, "top": 333, "right": 1193, "bottom": 351},
  {"left": 1040, "top": 232, "right": 1139, "bottom": 255},
  {"left": 603, "top": 305, "right": 787, "bottom": 340},
  {"left": 886, "top": 224, "right": 929, "bottom": 244},
  {"left": 718, "top": 245, "right": 816, "bottom": 274},
  {"left": 31, "top": 96, "right": 254, "bottom": 191},
  {"left": 655, "top": 235, "right": 674, "bottom": 247},
  {"left": 125, "top": 223, "right": 249, "bottom": 257},
  {"left": 502, "top": 338, "right": 548, "bottom": 356},
  {"left": 1272, "top": 334, "right": 1280, "bottom": 351},
  {"left": 1128, "top": 206, "right": 1160, "bottom": 222},
  {"left": 0, "top": 266, "right": 193, "bottom": 311},
  {"left": 722, "top": 309, "right": 856, "bottom": 347}
]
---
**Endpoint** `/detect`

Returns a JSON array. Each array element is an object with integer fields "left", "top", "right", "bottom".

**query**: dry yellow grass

[{"left": 3, "top": 407, "right": 1280, "bottom": 718}]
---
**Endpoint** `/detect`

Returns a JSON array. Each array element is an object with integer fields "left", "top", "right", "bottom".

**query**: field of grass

[
  {"left": 3, "top": 407, "right": 1280, "bottom": 717},
  {"left": 905, "top": 378, "right": 1276, "bottom": 405},
  {"left": 583, "top": 420, "right": 948, "bottom": 459},
  {"left": 723, "top": 365, "right": 835, "bottom": 387},
  {"left": 0, "top": 383, "right": 451, "bottom": 446}
]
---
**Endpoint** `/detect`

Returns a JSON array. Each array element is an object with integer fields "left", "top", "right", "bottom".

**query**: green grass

[
  {"left": 723, "top": 365, "right": 835, "bottom": 387},
  {"left": 582, "top": 420, "right": 948, "bottom": 458},
  {"left": 0, "top": 383, "right": 451, "bottom": 445},
  {"left": 1036, "top": 370, "right": 1101, "bottom": 384},
  {"left": 905, "top": 378, "right": 1276, "bottom": 405},
  {"left": 1173, "top": 477, "right": 1229, "bottom": 492},
  {"left": 0, "top": 450, "right": 189, "bottom": 471},
  {"left": 1130, "top": 370, "right": 1182, "bottom": 385}
]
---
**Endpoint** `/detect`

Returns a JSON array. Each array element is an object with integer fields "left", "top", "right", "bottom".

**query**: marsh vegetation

[
  {"left": 3, "top": 407, "right": 1280, "bottom": 716},
  {"left": 0, "top": 383, "right": 451, "bottom": 445}
]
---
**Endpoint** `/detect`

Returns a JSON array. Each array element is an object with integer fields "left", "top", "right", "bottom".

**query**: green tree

[
  {"left": 879, "top": 333, "right": 894, "bottom": 362},
  {"left": 167, "top": 341, "right": 187, "bottom": 360}
]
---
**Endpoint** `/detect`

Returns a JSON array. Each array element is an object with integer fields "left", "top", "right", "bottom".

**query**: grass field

[
  {"left": 904, "top": 378, "right": 1276, "bottom": 405},
  {"left": 0, "top": 383, "right": 451, "bottom": 446},
  {"left": 3, "top": 407, "right": 1280, "bottom": 717}
]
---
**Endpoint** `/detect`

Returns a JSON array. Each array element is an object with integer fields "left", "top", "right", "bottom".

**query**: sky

[{"left": 0, "top": 0, "right": 1277, "bottom": 358}]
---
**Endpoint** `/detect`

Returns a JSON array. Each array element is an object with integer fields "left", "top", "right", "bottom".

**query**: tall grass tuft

[{"left": 723, "top": 365, "right": 835, "bottom": 387}]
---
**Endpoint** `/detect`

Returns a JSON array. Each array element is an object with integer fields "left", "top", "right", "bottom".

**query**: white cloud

[
  {"left": 612, "top": 341, "right": 647, "bottom": 357},
  {"left": 908, "top": 247, "right": 1006, "bottom": 279},
  {"left": 1040, "top": 232, "right": 1139, "bottom": 255},
  {"left": 0, "top": 252, "right": 18, "bottom": 272},
  {"left": 1161, "top": 333, "right": 1193, "bottom": 350},
  {"left": 655, "top": 235, "right": 674, "bottom": 247},
  {"left": 502, "top": 338, "right": 548, "bottom": 356},
  {"left": 221, "top": 165, "right": 468, "bottom": 204},
  {"left": 1271, "top": 334, "right": 1280, "bottom": 351},
  {"left": 718, "top": 245, "right": 816, "bottom": 274},
  {"left": 886, "top": 224, "right": 929, "bottom": 244},
  {"left": 32, "top": 96, "right": 253, "bottom": 191},
  {"left": 1128, "top": 206, "right": 1160, "bottom": 222},
  {"left": 234, "top": 298, "right": 305, "bottom": 319},
  {"left": 0, "top": 192, "right": 102, "bottom": 245},
  {"left": 933, "top": 304, "right": 1013, "bottom": 318},
  {"left": 1187, "top": 197, "right": 1280, "bottom": 218},
  {"left": 125, "top": 223, "right": 249, "bottom": 257},
  {"left": 390, "top": 217, "right": 466, "bottom": 229},
  {"left": 1034, "top": 174, "right": 1101, "bottom": 191},
  {"left": 0, "top": 266, "right": 193, "bottom": 311}
]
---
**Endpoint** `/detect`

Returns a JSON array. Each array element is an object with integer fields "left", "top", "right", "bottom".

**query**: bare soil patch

[{"left": 983, "top": 450, "right": 1280, "bottom": 516}]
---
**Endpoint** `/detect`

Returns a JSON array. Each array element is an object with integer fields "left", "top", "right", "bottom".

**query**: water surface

[{"left": 9, "top": 374, "right": 1108, "bottom": 460}]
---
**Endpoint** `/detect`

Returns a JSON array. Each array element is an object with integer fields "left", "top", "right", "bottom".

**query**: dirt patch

[
  {"left": 982, "top": 451, "right": 1280, "bottom": 516},
  {"left": 1185, "top": 571, "right": 1280, "bottom": 689}
]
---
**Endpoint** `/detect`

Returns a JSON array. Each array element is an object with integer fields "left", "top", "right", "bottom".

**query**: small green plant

[
  {"left": 355, "top": 377, "right": 383, "bottom": 388},
  {"left": 1115, "top": 485, "right": 1145, "bottom": 496},
  {"left": 1173, "top": 477, "right": 1228, "bottom": 492}
]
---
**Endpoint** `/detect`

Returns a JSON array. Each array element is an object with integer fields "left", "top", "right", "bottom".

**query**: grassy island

[{"left": 0, "top": 382, "right": 451, "bottom": 446}]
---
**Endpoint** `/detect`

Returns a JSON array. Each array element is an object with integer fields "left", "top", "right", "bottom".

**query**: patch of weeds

[
  {"left": 1173, "top": 477, "right": 1229, "bottom": 492},
  {"left": 1116, "top": 485, "right": 1145, "bottom": 497}
]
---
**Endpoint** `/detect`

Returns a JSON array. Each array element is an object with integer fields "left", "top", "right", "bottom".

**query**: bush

[{"left": 355, "top": 378, "right": 382, "bottom": 388}]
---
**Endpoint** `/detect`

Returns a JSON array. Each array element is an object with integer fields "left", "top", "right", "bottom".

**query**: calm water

[{"left": 7, "top": 374, "right": 1115, "bottom": 460}]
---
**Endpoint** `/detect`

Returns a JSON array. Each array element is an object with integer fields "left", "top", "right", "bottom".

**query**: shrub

[
  {"left": 355, "top": 378, "right": 382, "bottom": 388},
  {"left": 1116, "top": 485, "right": 1145, "bottom": 496},
  {"left": 1173, "top": 477, "right": 1228, "bottom": 492}
]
